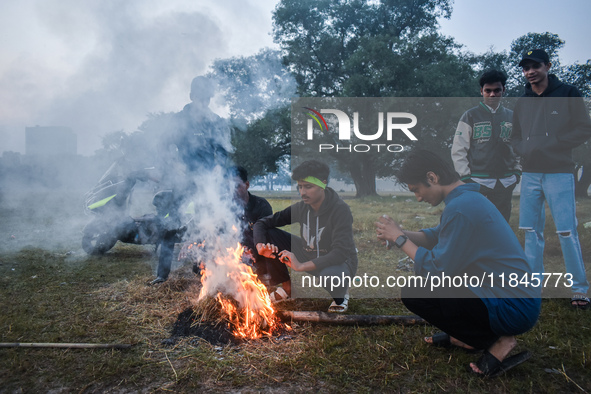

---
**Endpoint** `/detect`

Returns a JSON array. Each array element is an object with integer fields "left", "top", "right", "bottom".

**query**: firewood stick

[
  {"left": 0, "top": 342, "right": 132, "bottom": 349},
  {"left": 277, "top": 311, "right": 426, "bottom": 326}
]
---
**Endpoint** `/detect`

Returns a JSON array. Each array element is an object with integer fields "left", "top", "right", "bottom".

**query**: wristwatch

[{"left": 394, "top": 235, "right": 408, "bottom": 248}]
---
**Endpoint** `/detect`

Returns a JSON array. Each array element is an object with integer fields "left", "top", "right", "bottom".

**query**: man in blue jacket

[
  {"left": 512, "top": 49, "right": 591, "bottom": 309},
  {"left": 377, "top": 149, "right": 541, "bottom": 377}
]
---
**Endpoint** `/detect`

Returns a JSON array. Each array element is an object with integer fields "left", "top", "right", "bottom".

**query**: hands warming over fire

[
  {"left": 279, "top": 251, "right": 316, "bottom": 272},
  {"left": 256, "top": 243, "right": 315, "bottom": 272},
  {"left": 256, "top": 243, "right": 279, "bottom": 258},
  {"left": 375, "top": 214, "right": 404, "bottom": 246},
  {"left": 278, "top": 251, "right": 296, "bottom": 269}
]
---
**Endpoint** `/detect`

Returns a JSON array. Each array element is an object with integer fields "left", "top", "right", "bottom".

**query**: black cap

[{"left": 519, "top": 49, "right": 550, "bottom": 67}]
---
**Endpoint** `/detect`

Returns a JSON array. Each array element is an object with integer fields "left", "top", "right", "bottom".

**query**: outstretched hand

[
  {"left": 278, "top": 250, "right": 304, "bottom": 271},
  {"left": 256, "top": 243, "right": 279, "bottom": 258},
  {"left": 375, "top": 214, "right": 404, "bottom": 245}
]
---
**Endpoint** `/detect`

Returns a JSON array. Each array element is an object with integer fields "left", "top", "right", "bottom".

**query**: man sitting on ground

[
  {"left": 376, "top": 149, "right": 541, "bottom": 377},
  {"left": 253, "top": 160, "right": 358, "bottom": 312}
]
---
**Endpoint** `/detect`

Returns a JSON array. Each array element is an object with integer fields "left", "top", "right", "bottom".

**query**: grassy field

[{"left": 1, "top": 188, "right": 590, "bottom": 393}]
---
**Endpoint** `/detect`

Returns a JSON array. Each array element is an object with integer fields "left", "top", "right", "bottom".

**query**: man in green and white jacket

[{"left": 451, "top": 69, "right": 521, "bottom": 222}]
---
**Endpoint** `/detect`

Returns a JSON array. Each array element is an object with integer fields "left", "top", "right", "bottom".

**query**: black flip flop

[
  {"left": 426, "top": 332, "right": 480, "bottom": 353},
  {"left": 472, "top": 350, "right": 532, "bottom": 378},
  {"left": 427, "top": 332, "right": 451, "bottom": 347}
]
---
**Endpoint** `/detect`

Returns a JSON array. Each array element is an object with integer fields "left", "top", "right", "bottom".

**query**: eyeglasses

[{"left": 522, "top": 63, "right": 543, "bottom": 72}]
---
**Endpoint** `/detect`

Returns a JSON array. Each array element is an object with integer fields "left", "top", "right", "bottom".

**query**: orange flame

[{"left": 198, "top": 243, "right": 284, "bottom": 339}]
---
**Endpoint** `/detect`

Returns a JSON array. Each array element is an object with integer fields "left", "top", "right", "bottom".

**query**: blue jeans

[{"left": 519, "top": 173, "right": 589, "bottom": 295}]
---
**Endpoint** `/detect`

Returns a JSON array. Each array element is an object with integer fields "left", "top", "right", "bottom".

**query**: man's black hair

[
  {"left": 397, "top": 149, "right": 459, "bottom": 186},
  {"left": 231, "top": 166, "right": 248, "bottom": 183},
  {"left": 291, "top": 160, "right": 330, "bottom": 182},
  {"left": 479, "top": 69, "right": 507, "bottom": 88}
]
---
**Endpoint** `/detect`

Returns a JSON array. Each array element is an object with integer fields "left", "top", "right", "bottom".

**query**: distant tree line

[
  {"left": 7, "top": 0, "right": 589, "bottom": 198},
  {"left": 211, "top": 0, "right": 591, "bottom": 197}
]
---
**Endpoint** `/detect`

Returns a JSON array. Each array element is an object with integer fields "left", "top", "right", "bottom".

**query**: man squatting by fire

[
  {"left": 231, "top": 166, "right": 274, "bottom": 285},
  {"left": 376, "top": 150, "right": 541, "bottom": 377},
  {"left": 253, "top": 160, "right": 358, "bottom": 313}
]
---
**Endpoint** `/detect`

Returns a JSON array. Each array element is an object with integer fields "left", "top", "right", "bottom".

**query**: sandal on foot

[
  {"left": 571, "top": 293, "right": 590, "bottom": 310},
  {"left": 472, "top": 350, "right": 531, "bottom": 378},
  {"left": 269, "top": 287, "right": 290, "bottom": 304},
  {"left": 328, "top": 294, "right": 349, "bottom": 313},
  {"left": 426, "top": 332, "right": 451, "bottom": 347}
]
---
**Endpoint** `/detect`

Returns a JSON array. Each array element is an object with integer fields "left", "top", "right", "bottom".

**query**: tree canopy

[
  {"left": 129, "top": 2, "right": 591, "bottom": 197},
  {"left": 272, "top": 0, "right": 474, "bottom": 196}
]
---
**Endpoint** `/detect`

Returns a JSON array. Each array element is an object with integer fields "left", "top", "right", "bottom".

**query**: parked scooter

[{"left": 82, "top": 158, "right": 184, "bottom": 255}]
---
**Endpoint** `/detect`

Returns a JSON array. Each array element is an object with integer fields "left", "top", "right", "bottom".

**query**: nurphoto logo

[{"left": 303, "top": 106, "right": 418, "bottom": 153}]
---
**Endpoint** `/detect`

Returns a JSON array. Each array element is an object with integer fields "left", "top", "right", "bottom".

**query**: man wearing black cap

[{"left": 512, "top": 49, "right": 591, "bottom": 309}]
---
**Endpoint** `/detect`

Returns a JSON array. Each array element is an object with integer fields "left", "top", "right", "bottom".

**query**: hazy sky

[
  {"left": 1, "top": 0, "right": 589, "bottom": 155},
  {"left": 439, "top": 0, "right": 591, "bottom": 64}
]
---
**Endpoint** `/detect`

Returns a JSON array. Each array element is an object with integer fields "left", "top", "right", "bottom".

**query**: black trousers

[
  {"left": 401, "top": 285, "right": 499, "bottom": 350},
  {"left": 261, "top": 228, "right": 355, "bottom": 302},
  {"left": 478, "top": 181, "right": 517, "bottom": 222},
  {"left": 241, "top": 229, "right": 276, "bottom": 279},
  {"left": 156, "top": 228, "right": 184, "bottom": 279}
]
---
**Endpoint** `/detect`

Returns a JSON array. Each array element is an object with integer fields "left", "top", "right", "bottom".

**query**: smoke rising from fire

[
  {"left": 0, "top": 0, "right": 278, "bottom": 155},
  {"left": 0, "top": 2, "right": 296, "bottom": 300}
]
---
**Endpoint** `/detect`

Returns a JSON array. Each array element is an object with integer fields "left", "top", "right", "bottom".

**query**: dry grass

[
  {"left": 95, "top": 269, "right": 200, "bottom": 346},
  {"left": 1, "top": 191, "right": 591, "bottom": 392}
]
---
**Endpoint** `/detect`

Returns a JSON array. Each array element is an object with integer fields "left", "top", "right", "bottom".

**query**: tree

[
  {"left": 472, "top": 47, "right": 512, "bottom": 79},
  {"left": 207, "top": 49, "right": 295, "bottom": 178},
  {"left": 505, "top": 32, "right": 565, "bottom": 96},
  {"left": 273, "top": 0, "right": 474, "bottom": 197},
  {"left": 563, "top": 61, "right": 591, "bottom": 97},
  {"left": 208, "top": 48, "right": 296, "bottom": 123},
  {"left": 274, "top": 0, "right": 454, "bottom": 98},
  {"left": 231, "top": 106, "right": 291, "bottom": 178}
]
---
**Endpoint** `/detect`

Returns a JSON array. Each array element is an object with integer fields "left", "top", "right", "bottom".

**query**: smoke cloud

[
  {"left": 0, "top": 1, "right": 296, "bottom": 301},
  {"left": 0, "top": 0, "right": 278, "bottom": 155}
]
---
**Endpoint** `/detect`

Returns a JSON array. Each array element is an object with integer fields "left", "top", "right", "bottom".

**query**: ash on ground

[
  {"left": 166, "top": 307, "right": 240, "bottom": 346},
  {"left": 165, "top": 307, "right": 294, "bottom": 347}
]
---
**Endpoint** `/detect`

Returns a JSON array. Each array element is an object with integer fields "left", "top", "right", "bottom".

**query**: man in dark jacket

[
  {"left": 512, "top": 49, "right": 591, "bottom": 309},
  {"left": 231, "top": 166, "right": 273, "bottom": 282},
  {"left": 452, "top": 70, "right": 520, "bottom": 221},
  {"left": 253, "top": 160, "right": 358, "bottom": 312}
]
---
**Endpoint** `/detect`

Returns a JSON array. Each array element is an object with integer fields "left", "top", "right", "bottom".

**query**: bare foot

[
  {"left": 449, "top": 336, "right": 476, "bottom": 351},
  {"left": 282, "top": 280, "right": 292, "bottom": 297},
  {"left": 469, "top": 336, "right": 517, "bottom": 374}
]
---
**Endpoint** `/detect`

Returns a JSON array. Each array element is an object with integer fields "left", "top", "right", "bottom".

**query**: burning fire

[
  {"left": 198, "top": 243, "right": 287, "bottom": 339},
  {"left": 178, "top": 241, "right": 206, "bottom": 262}
]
